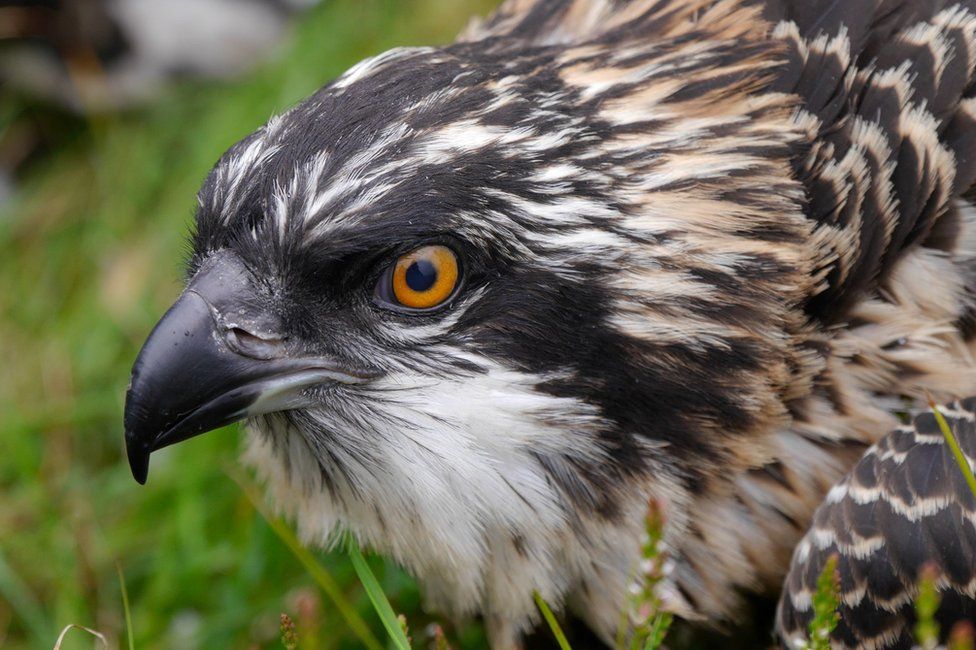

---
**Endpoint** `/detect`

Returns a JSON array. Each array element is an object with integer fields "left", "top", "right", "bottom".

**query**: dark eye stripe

[{"left": 406, "top": 259, "right": 438, "bottom": 292}]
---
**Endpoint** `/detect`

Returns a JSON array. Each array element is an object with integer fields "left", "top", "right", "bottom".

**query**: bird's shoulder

[{"left": 462, "top": 0, "right": 976, "bottom": 326}]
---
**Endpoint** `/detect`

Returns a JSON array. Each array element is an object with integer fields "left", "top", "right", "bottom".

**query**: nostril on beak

[{"left": 225, "top": 327, "right": 288, "bottom": 360}]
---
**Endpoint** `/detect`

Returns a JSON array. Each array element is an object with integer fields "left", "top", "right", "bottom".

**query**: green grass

[
  {"left": 346, "top": 542, "right": 410, "bottom": 650},
  {"left": 534, "top": 591, "right": 573, "bottom": 650},
  {"left": 116, "top": 564, "right": 134, "bottom": 650},
  {"left": 228, "top": 467, "right": 383, "bottom": 650},
  {"left": 0, "top": 2, "right": 497, "bottom": 648}
]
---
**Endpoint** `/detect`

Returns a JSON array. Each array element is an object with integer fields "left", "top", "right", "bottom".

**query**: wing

[
  {"left": 776, "top": 399, "right": 976, "bottom": 648},
  {"left": 768, "top": 0, "right": 976, "bottom": 324}
]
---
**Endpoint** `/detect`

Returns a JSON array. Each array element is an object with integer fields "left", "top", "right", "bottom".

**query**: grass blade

[
  {"left": 0, "top": 548, "right": 50, "bottom": 646},
  {"left": 53, "top": 624, "right": 107, "bottom": 650},
  {"left": 227, "top": 466, "right": 384, "bottom": 650},
  {"left": 345, "top": 539, "right": 411, "bottom": 650},
  {"left": 533, "top": 591, "right": 572, "bottom": 650},
  {"left": 116, "top": 563, "right": 135, "bottom": 650},
  {"left": 928, "top": 400, "right": 976, "bottom": 500}
]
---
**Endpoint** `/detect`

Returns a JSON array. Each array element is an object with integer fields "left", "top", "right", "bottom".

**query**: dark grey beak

[{"left": 123, "top": 252, "right": 376, "bottom": 484}]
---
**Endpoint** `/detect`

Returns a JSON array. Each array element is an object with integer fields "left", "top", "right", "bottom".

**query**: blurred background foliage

[{"left": 0, "top": 1, "right": 499, "bottom": 647}]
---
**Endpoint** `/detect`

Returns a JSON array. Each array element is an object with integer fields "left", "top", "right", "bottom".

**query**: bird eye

[{"left": 375, "top": 245, "right": 460, "bottom": 311}]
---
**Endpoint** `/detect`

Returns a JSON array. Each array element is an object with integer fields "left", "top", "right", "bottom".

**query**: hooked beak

[{"left": 123, "top": 252, "right": 376, "bottom": 484}]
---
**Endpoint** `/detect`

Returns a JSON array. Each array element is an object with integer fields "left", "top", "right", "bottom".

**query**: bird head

[{"left": 124, "top": 30, "right": 815, "bottom": 621}]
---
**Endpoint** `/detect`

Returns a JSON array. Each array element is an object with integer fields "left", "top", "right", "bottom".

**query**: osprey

[{"left": 123, "top": 0, "right": 976, "bottom": 646}]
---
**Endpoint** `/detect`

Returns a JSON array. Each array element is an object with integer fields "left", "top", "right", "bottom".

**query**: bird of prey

[{"left": 122, "top": 0, "right": 976, "bottom": 647}]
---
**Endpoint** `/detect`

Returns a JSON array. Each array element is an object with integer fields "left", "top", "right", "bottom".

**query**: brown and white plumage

[
  {"left": 777, "top": 400, "right": 976, "bottom": 648},
  {"left": 122, "top": 0, "right": 976, "bottom": 647}
]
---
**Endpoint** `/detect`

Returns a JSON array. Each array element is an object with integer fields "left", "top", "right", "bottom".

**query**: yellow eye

[{"left": 390, "top": 245, "right": 459, "bottom": 310}]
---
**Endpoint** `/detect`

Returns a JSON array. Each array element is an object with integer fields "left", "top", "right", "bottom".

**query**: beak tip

[{"left": 125, "top": 436, "right": 151, "bottom": 485}]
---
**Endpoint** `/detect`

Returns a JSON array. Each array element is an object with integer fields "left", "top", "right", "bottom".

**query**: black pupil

[{"left": 405, "top": 259, "right": 438, "bottom": 292}]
